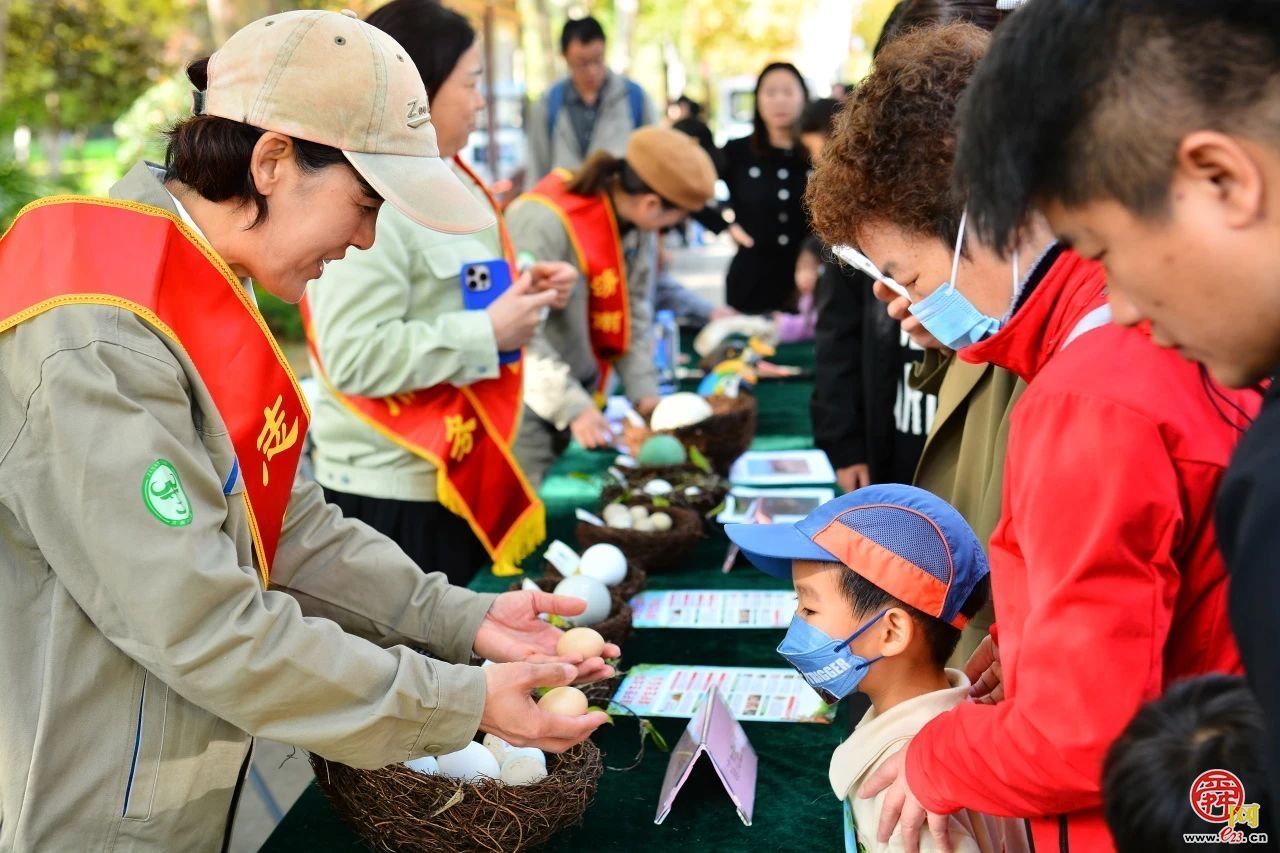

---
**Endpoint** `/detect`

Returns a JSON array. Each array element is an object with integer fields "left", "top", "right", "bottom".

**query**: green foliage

[
  {"left": 0, "top": 160, "right": 45, "bottom": 229},
  {"left": 2, "top": 0, "right": 194, "bottom": 133},
  {"left": 113, "top": 75, "right": 190, "bottom": 168},
  {"left": 253, "top": 285, "right": 306, "bottom": 342}
]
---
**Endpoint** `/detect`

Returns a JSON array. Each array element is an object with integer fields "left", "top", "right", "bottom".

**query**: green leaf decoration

[
  {"left": 587, "top": 705, "right": 616, "bottom": 723},
  {"left": 547, "top": 614, "right": 572, "bottom": 630},
  {"left": 687, "top": 445, "right": 713, "bottom": 474},
  {"left": 651, "top": 495, "right": 671, "bottom": 508},
  {"left": 705, "top": 501, "right": 726, "bottom": 519}
]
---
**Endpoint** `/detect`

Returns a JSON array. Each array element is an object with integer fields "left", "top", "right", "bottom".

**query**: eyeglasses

[{"left": 830, "top": 245, "right": 912, "bottom": 302}]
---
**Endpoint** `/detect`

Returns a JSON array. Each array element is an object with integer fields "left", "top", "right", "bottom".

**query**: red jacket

[{"left": 904, "top": 247, "right": 1252, "bottom": 852}]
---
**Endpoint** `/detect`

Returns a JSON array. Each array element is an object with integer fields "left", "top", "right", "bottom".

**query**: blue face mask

[
  {"left": 907, "top": 209, "right": 1020, "bottom": 351},
  {"left": 776, "top": 609, "right": 888, "bottom": 704}
]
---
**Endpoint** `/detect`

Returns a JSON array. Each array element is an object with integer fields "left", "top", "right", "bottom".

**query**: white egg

[
  {"left": 643, "top": 479, "right": 673, "bottom": 496},
  {"left": 602, "top": 503, "right": 631, "bottom": 522},
  {"left": 503, "top": 746, "right": 547, "bottom": 768},
  {"left": 482, "top": 733, "right": 513, "bottom": 765},
  {"left": 537, "top": 685, "right": 589, "bottom": 716},
  {"left": 435, "top": 741, "right": 500, "bottom": 782},
  {"left": 633, "top": 517, "right": 655, "bottom": 532},
  {"left": 553, "top": 575, "right": 613, "bottom": 626},
  {"left": 404, "top": 755, "right": 439, "bottom": 775},
  {"left": 629, "top": 505, "right": 650, "bottom": 522},
  {"left": 685, "top": 486, "right": 702, "bottom": 496},
  {"left": 605, "top": 511, "right": 633, "bottom": 530},
  {"left": 650, "top": 512, "right": 673, "bottom": 532},
  {"left": 500, "top": 755, "right": 548, "bottom": 786},
  {"left": 649, "top": 392, "right": 714, "bottom": 431},
  {"left": 577, "top": 543, "right": 628, "bottom": 587}
]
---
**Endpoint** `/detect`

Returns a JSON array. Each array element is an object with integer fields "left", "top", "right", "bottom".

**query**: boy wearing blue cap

[{"left": 727, "top": 484, "right": 1028, "bottom": 853}]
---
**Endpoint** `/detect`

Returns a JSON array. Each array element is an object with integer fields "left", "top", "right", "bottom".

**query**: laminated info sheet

[
  {"left": 628, "top": 590, "right": 796, "bottom": 629},
  {"left": 610, "top": 664, "right": 836, "bottom": 723}
]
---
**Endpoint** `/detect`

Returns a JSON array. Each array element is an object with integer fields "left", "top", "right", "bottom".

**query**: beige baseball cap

[{"left": 201, "top": 8, "right": 494, "bottom": 235}]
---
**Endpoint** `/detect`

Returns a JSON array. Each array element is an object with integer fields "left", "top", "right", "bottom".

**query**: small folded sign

[{"left": 654, "top": 687, "right": 757, "bottom": 827}]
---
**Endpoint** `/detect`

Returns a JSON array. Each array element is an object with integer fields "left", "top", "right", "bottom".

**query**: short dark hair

[
  {"left": 677, "top": 95, "right": 702, "bottom": 118},
  {"left": 1103, "top": 675, "right": 1274, "bottom": 853},
  {"left": 800, "top": 97, "right": 841, "bottom": 137},
  {"left": 564, "top": 150, "right": 680, "bottom": 211},
  {"left": 750, "top": 61, "right": 810, "bottom": 156},
  {"left": 837, "top": 565, "right": 990, "bottom": 669},
  {"left": 561, "top": 15, "right": 606, "bottom": 52},
  {"left": 365, "top": 0, "right": 476, "bottom": 102},
  {"left": 167, "top": 59, "right": 378, "bottom": 229},
  {"left": 874, "top": 0, "right": 1008, "bottom": 56},
  {"left": 806, "top": 23, "right": 987, "bottom": 250},
  {"left": 953, "top": 0, "right": 1280, "bottom": 252}
]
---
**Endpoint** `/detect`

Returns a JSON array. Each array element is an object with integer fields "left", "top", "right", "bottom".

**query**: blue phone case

[{"left": 460, "top": 259, "right": 520, "bottom": 364}]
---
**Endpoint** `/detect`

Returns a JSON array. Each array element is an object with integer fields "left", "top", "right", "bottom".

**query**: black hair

[
  {"left": 953, "top": 0, "right": 1280, "bottom": 253},
  {"left": 168, "top": 58, "right": 379, "bottom": 229},
  {"left": 750, "top": 61, "right": 810, "bottom": 156},
  {"left": 564, "top": 150, "right": 681, "bottom": 211},
  {"left": 1103, "top": 675, "right": 1275, "bottom": 852},
  {"left": 874, "top": 0, "right": 1007, "bottom": 56},
  {"left": 800, "top": 97, "right": 842, "bottom": 136},
  {"left": 677, "top": 95, "right": 703, "bottom": 118},
  {"left": 561, "top": 15, "right": 606, "bottom": 53},
  {"left": 837, "top": 566, "right": 990, "bottom": 669},
  {"left": 365, "top": 0, "right": 476, "bottom": 102},
  {"left": 799, "top": 233, "right": 824, "bottom": 259}
]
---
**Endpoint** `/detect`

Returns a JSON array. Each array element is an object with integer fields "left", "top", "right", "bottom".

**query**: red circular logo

[{"left": 1189, "top": 769, "right": 1246, "bottom": 824}]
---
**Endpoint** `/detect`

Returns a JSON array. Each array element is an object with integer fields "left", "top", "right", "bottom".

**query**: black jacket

[
  {"left": 809, "top": 260, "right": 932, "bottom": 485},
  {"left": 1215, "top": 377, "right": 1280, "bottom": 791}
]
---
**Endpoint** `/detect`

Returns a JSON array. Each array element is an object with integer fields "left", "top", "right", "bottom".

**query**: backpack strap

[
  {"left": 546, "top": 80, "right": 568, "bottom": 137},
  {"left": 625, "top": 79, "right": 646, "bottom": 128}
]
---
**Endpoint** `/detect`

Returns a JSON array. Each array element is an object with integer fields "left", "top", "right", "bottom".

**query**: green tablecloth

[{"left": 262, "top": 343, "right": 851, "bottom": 852}]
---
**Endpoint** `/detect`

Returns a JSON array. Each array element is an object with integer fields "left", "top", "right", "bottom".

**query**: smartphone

[{"left": 460, "top": 259, "right": 520, "bottom": 364}]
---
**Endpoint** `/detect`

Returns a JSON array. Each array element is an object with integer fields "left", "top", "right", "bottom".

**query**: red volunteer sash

[
  {"left": 520, "top": 169, "right": 630, "bottom": 397},
  {"left": 299, "top": 158, "right": 544, "bottom": 574},
  {"left": 0, "top": 197, "right": 306, "bottom": 585}
]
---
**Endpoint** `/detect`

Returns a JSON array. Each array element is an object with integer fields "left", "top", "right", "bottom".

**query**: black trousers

[{"left": 321, "top": 488, "right": 488, "bottom": 587}]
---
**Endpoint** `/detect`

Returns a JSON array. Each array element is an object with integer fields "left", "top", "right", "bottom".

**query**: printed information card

[
  {"left": 655, "top": 687, "right": 758, "bottom": 827},
  {"left": 628, "top": 590, "right": 796, "bottom": 629},
  {"left": 609, "top": 664, "right": 836, "bottom": 724}
]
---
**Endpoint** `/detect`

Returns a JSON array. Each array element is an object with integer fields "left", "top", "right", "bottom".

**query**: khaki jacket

[
  {"left": 308, "top": 162, "right": 502, "bottom": 502},
  {"left": 525, "top": 71, "right": 655, "bottom": 181},
  {"left": 911, "top": 353, "right": 1024, "bottom": 666},
  {"left": 505, "top": 194, "right": 658, "bottom": 428},
  {"left": 829, "top": 671, "right": 1030, "bottom": 853},
  {"left": 0, "top": 163, "right": 494, "bottom": 851}
]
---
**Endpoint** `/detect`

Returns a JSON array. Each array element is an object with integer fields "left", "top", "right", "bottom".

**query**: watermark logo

[{"left": 1184, "top": 769, "right": 1268, "bottom": 846}]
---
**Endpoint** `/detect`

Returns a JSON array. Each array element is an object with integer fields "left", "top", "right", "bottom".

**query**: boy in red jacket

[{"left": 805, "top": 23, "right": 1257, "bottom": 853}]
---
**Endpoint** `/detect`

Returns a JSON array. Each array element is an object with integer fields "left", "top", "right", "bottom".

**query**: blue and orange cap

[{"left": 724, "top": 484, "right": 989, "bottom": 628}]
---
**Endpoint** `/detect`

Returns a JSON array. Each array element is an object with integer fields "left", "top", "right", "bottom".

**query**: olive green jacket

[
  {"left": 505, "top": 195, "right": 658, "bottom": 429},
  {"left": 0, "top": 162, "right": 493, "bottom": 851},
  {"left": 308, "top": 162, "right": 502, "bottom": 502},
  {"left": 912, "top": 351, "right": 1025, "bottom": 666}
]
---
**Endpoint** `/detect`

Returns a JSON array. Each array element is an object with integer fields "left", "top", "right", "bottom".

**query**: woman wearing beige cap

[
  {"left": 0, "top": 10, "right": 612, "bottom": 851},
  {"left": 307, "top": 0, "right": 579, "bottom": 586},
  {"left": 507, "top": 125, "right": 718, "bottom": 485}
]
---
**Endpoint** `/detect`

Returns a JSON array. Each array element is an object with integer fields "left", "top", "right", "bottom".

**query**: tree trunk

[
  {"left": 532, "top": 0, "right": 556, "bottom": 90},
  {"left": 0, "top": 0, "right": 11, "bottom": 109}
]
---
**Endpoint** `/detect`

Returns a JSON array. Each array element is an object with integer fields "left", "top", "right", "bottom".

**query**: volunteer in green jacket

[
  {"left": 308, "top": 0, "right": 575, "bottom": 583},
  {"left": 0, "top": 12, "right": 613, "bottom": 851},
  {"left": 506, "top": 127, "right": 718, "bottom": 486}
]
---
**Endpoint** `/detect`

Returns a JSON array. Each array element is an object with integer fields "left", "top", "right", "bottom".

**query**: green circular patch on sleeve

[{"left": 142, "top": 459, "right": 194, "bottom": 527}]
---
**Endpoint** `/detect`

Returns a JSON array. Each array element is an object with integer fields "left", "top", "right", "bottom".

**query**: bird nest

[
  {"left": 621, "top": 394, "right": 757, "bottom": 475},
  {"left": 310, "top": 739, "right": 602, "bottom": 853},
  {"left": 542, "top": 559, "right": 648, "bottom": 601},
  {"left": 600, "top": 464, "right": 730, "bottom": 523},
  {"left": 510, "top": 575, "right": 634, "bottom": 649},
  {"left": 576, "top": 498, "right": 703, "bottom": 573}
]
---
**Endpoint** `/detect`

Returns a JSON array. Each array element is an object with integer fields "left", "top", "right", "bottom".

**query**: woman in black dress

[{"left": 708, "top": 62, "right": 811, "bottom": 314}]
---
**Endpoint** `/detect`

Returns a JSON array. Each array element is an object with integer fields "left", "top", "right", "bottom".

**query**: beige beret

[{"left": 625, "top": 126, "right": 718, "bottom": 212}]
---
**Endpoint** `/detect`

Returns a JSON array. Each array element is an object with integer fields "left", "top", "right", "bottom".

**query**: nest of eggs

[
  {"left": 310, "top": 739, "right": 602, "bottom": 853},
  {"left": 621, "top": 394, "right": 758, "bottom": 476},
  {"left": 575, "top": 498, "right": 703, "bottom": 574},
  {"left": 512, "top": 576, "right": 634, "bottom": 650},
  {"left": 543, "top": 559, "right": 648, "bottom": 601},
  {"left": 601, "top": 464, "right": 730, "bottom": 523}
]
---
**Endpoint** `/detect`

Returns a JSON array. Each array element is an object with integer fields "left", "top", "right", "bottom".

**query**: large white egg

[
  {"left": 404, "top": 755, "right": 439, "bottom": 775},
  {"left": 578, "top": 544, "right": 628, "bottom": 587},
  {"left": 503, "top": 746, "right": 547, "bottom": 769},
  {"left": 482, "top": 733, "right": 513, "bottom": 765},
  {"left": 643, "top": 479, "right": 673, "bottom": 497},
  {"left": 500, "top": 755, "right": 548, "bottom": 786},
  {"left": 649, "top": 392, "right": 714, "bottom": 432},
  {"left": 553, "top": 575, "right": 612, "bottom": 627},
  {"left": 435, "top": 741, "right": 500, "bottom": 782}
]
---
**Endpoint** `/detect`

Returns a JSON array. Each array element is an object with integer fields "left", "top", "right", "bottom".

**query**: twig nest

[
  {"left": 577, "top": 543, "right": 627, "bottom": 587},
  {"left": 650, "top": 511, "right": 673, "bottom": 532},
  {"left": 649, "top": 392, "right": 713, "bottom": 431},
  {"left": 435, "top": 742, "right": 500, "bottom": 782},
  {"left": 552, "top": 575, "right": 612, "bottom": 627},
  {"left": 633, "top": 516, "right": 655, "bottom": 532},
  {"left": 557, "top": 626, "right": 606, "bottom": 659},
  {"left": 538, "top": 686, "right": 589, "bottom": 716}
]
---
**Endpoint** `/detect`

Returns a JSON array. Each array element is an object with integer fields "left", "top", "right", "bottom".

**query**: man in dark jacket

[{"left": 951, "top": 0, "right": 1280, "bottom": 808}]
